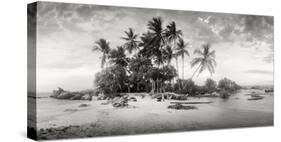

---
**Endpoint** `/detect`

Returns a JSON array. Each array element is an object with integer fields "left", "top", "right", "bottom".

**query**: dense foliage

[
  {"left": 218, "top": 78, "right": 241, "bottom": 92},
  {"left": 204, "top": 78, "right": 217, "bottom": 93}
]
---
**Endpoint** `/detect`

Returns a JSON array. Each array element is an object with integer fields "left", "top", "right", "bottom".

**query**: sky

[{"left": 35, "top": 2, "right": 274, "bottom": 92}]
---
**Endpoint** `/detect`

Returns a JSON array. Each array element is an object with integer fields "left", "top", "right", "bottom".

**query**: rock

[
  {"left": 101, "top": 101, "right": 110, "bottom": 105},
  {"left": 112, "top": 96, "right": 128, "bottom": 108},
  {"left": 128, "top": 97, "right": 137, "bottom": 102},
  {"left": 57, "top": 92, "right": 74, "bottom": 99},
  {"left": 78, "top": 104, "right": 90, "bottom": 107},
  {"left": 248, "top": 95, "right": 264, "bottom": 101},
  {"left": 170, "top": 94, "right": 187, "bottom": 100},
  {"left": 70, "top": 93, "right": 83, "bottom": 100},
  {"left": 165, "top": 92, "right": 188, "bottom": 100},
  {"left": 211, "top": 92, "right": 220, "bottom": 97},
  {"left": 81, "top": 94, "right": 92, "bottom": 101},
  {"left": 265, "top": 88, "right": 274, "bottom": 93},
  {"left": 50, "top": 87, "right": 64, "bottom": 98},
  {"left": 248, "top": 96, "right": 264, "bottom": 100},
  {"left": 97, "top": 94, "right": 106, "bottom": 100},
  {"left": 112, "top": 96, "right": 121, "bottom": 102},
  {"left": 64, "top": 108, "right": 78, "bottom": 112},
  {"left": 168, "top": 104, "right": 197, "bottom": 110},
  {"left": 112, "top": 102, "right": 128, "bottom": 108},
  {"left": 112, "top": 103, "right": 122, "bottom": 107},
  {"left": 170, "top": 101, "right": 212, "bottom": 105},
  {"left": 51, "top": 87, "right": 95, "bottom": 101},
  {"left": 251, "top": 94, "right": 262, "bottom": 98}
]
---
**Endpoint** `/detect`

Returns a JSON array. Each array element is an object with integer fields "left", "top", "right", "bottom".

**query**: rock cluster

[
  {"left": 154, "top": 92, "right": 188, "bottom": 101},
  {"left": 265, "top": 88, "right": 274, "bottom": 93},
  {"left": 50, "top": 87, "right": 93, "bottom": 101},
  {"left": 167, "top": 103, "right": 197, "bottom": 110},
  {"left": 112, "top": 96, "right": 130, "bottom": 108}
]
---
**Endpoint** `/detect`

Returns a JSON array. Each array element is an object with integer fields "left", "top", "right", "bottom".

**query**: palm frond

[
  {"left": 193, "top": 48, "right": 203, "bottom": 55},
  {"left": 208, "top": 50, "right": 216, "bottom": 58},
  {"left": 184, "top": 50, "right": 190, "bottom": 56},
  {"left": 121, "top": 37, "right": 130, "bottom": 40},
  {"left": 206, "top": 63, "right": 215, "bottom": 74},
  {"left": 92, "top": 45, "right": 101, "bottom": 52},
  {"left": 198, "top": 62, "right": 207, "bottom": 74},
  {"left": 190, "top": 58, "right": 202, "bottom": 67},
  {"left": 208, "top": 58, "right": 217, "bottom": 67}
]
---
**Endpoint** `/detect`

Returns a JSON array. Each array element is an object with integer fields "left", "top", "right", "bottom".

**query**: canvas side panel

[{"left": 27, "top": 2, "right": 37, "bottom": 140}]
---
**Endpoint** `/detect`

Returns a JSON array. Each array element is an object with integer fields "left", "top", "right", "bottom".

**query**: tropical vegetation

[{"left": 93, "top": 17, "right": 240, "bottom": 98}]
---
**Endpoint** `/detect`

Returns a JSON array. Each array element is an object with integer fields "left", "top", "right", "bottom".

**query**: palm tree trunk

[
  {"left": 191, "top": 63, "right": 201, "bottom": 79},
  {"left": 175, "top": 57, "right": 179, "bottom": 79},
  {"left": 182, "top": 55, "right": 184, "bottom": 80},
  {"left": 174, "top": 39, "right": 179, "bottom": 80},
  {"left": 137, "top": 82, "right": 140, "bottom": 92},
  {"left": 151, "top": 79, "right": 154, "bottom": 93},
  {"left": 157, "top": 78, "right": 159, "bottom": 93},
  {"left": 146, "top": 80, "right": 149, "bottom": 92}
]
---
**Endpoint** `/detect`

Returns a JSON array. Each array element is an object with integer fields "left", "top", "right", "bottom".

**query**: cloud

[
  {"left": 243, "top": 69, "right": 273, "bottom": 75},
  {"left": 35, "top": 2, "right": 274, "bottom": 91}
]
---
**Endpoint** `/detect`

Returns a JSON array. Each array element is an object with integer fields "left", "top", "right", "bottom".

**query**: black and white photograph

[{"left": 27, "top": 1, "right": 274, "bottom": 140}]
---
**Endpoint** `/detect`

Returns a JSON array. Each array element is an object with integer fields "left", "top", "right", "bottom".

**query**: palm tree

[
  {"left": 108, "top": 46, "right": 129, "bottom": 67},
  {"left": 147, "top": 17, "right": 166, "bottom": 94},
  {"left": 121, "top": 28, "right": 139, "bottom": 54},
  {"left": 163, "top": 45, "right": 173, "bottom": 65},
  {"left": 92, "top": 38, "right": 111, "bottom": 69},
  {"left": 164, "top": 21, "right": 182, "bottom": 77},
  {"left": 164, "top": 21, "right": 182, "bottom": 45},
  {"left": 191, "top": 43, "right": 216, "bottom": 79},
  {"left": 175, "top": 38, "right": 190, "bottom": 80}
]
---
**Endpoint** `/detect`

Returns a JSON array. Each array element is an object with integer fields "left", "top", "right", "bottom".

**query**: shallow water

[{"left": 34, "top": 89, "right": 273, "bottom": 131}]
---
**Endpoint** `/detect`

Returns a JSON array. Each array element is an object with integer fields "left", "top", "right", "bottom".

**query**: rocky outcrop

[
  {"left": 265, "top": 88, "right": 274, "bottom": 93},
  {"left": 112, "top": 96, "right": 129, "bottom": 108},
  {"left": 168, "top": 103, "right": 197, "bottom": 110},
  {"left": 51, "top": 87, "right": 93, "bottom": 101},
  {"left": 248, "top": 95, "right": 264, "bottom": 101},
  {"left": 153, "top": 92, "right": 188, "bottom": 101},
  {"left": 97, "top": 93, "right": 107, "bottom": 100}
]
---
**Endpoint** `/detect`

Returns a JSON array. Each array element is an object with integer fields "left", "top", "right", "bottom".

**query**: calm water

[{"left": 34, "top": 89, "right": 273, "bottom": 129}]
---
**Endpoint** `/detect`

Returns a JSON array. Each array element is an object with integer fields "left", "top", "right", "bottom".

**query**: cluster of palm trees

[{"left": 93, "top": 17, "right": 216, "bottom": 93}]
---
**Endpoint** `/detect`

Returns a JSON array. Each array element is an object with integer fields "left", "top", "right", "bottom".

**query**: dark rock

[
  {"left": 155, "top": 92, "right": 188, "bottom": 101},
  {"left": 128, "top": 97, "right": 137, "bottom": 102},
  {"left": 51, "top": 87, "right": 94, "bottom": 101},
  {"left": 70, "top": 93, "right": 83, "bottom": 100},
  {"left": 57, "top": 92, "right": 75, "bottom": 99},
  {"left": 265, "top": 88, "right": 274, "bottom": 93},
  {"left": 156, "top": 97, "right": 162, "bottom": 102},
  {"left": 248, "top": 95, "right": 264, "bottom": 100},
  {"left": 112, "top": 96, "right": 128, "bottom": 108},
  {"left": 170, "top": 101, "right": 212, "bottom": 105},
  {"left": 50, "top": 87, "right": 64, "bottom": 98},
  {"left": 168, "top": 104, "right": 197, "bottom": 110},
  {"left": 78, "top": 104, "right": 90, "bottom": 107},
  {"left": 64, "top": 108, "right": 78, "bottom": 112}
]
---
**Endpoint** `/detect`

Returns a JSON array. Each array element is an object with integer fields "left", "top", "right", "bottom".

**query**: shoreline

[
  {"left": 34, "top": 89, "right": 273, "bottom": 140},
  {"left": 37, "top": 121, "right": 273, "bottom": 140}
]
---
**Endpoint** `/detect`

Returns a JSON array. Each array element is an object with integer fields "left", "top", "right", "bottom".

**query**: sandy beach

[{"left": 34, "top": 89, "right": 273, "bottom": 140}]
